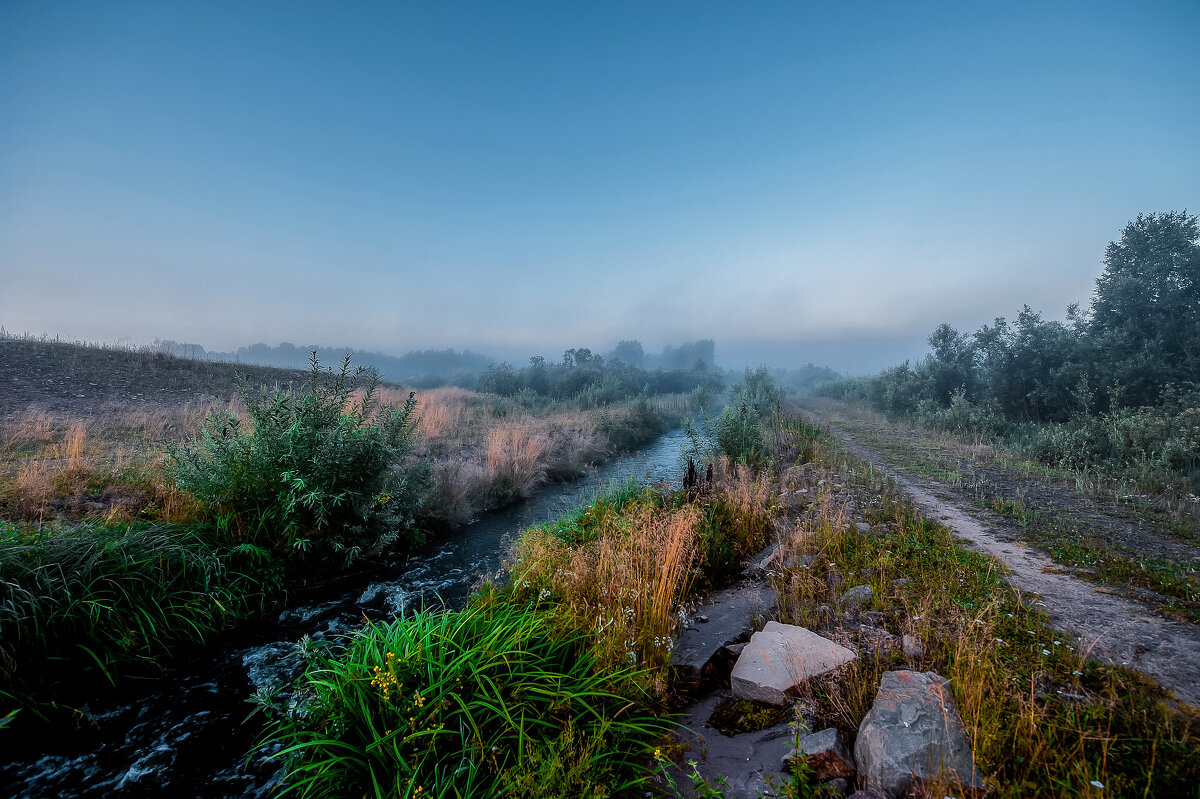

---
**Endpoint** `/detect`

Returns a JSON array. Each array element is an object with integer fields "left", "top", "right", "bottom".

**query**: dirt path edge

[{"left": 801, "top": 408, "right": 1200, "bottom": 710}]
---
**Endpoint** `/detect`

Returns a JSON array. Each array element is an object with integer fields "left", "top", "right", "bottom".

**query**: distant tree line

[
  {"left": 818, "top": 212, "right": 1200, "bottom": 484},
  {"left": 149, "top": 337, "right": 741, "bottom": 398},
  {"left": 476, "top": 340, "right": 724, "bottom": 408},
  {"left": 151, "top": 341, "right": 493, "bottom": 386}
]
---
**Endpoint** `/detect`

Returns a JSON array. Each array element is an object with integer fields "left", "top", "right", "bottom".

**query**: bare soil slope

[{"left": 1, "top": 338, "right": 310, "bottom": 419}]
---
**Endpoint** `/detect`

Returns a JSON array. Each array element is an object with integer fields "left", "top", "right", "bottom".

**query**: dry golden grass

[
  {"left": 509, "top": 503, "right": 700, "bottom": 691},
  {"left": 0, "top": 404, "right": 211, "bottom": 522},
  {"left": 486, "top": 421, "right": 550, "bottom": 499},
  {"left": 1, "top": 382, "right": 665, "bottom": 525},
  {"left": 0, "top": 409, "right": 57, "bottom": 451},
  {"left": 719, "top": 460, "right": 775, "bottom": 554}
]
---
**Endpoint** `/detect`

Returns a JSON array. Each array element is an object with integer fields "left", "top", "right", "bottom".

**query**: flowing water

[{"left": 2, "top": 428, "right": 689, "bottom": 798}]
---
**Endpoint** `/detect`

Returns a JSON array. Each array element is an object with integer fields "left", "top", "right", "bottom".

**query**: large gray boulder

[
  {"left": 731, "top": 621, "right": 857, "bottom": 705},
  {"left": 854, "top": 670, "right": 986, "bottom": 798}
]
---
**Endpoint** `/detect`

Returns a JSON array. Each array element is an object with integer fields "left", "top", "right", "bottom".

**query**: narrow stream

[{"left": 1, "top": 428, "right": 689, "bottom": 799}]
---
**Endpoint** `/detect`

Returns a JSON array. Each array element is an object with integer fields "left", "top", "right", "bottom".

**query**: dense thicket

[{"left": 818, "top": 212, "right": 1200, "bottom": 484}]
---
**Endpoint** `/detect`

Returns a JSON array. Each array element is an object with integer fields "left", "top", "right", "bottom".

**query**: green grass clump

[
  {"left": 0, "top": 519, "right": 281, "bottom": 706},
  {"left": 264, "top": 594, "right": 670, "bottom": 799},
  {"left": 535, "top": 479, "right": 657, "bottom": 546}
]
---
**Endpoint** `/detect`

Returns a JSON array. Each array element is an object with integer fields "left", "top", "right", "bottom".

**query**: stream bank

[{"left": 0, "top": 428, "right": 689, "bottom": 799}]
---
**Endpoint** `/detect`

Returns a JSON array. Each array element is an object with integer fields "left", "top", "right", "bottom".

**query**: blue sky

[{"left": 2, "top": 1, "right": 1197, "bottom": 372}]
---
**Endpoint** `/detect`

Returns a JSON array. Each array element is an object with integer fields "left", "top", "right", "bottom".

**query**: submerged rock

[
  {"left": 730, "top": 622, "right": 857, "bottom": 705},
  {"left": 854, "top": 670, "right": 985, "bottom": 798}
]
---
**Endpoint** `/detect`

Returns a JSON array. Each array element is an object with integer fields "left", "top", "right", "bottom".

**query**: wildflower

[
  {"left": 1090, "top": 780, "right": 1104, "bottom": 789},
  {"left": 1041, "top": 649, "right": 1051, "bottom": 655}
]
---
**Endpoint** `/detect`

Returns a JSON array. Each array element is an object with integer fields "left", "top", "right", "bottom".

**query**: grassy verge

[
  {"left": 0, "top": 388, "right": 674, "bottom": 529},
  {"left": 804, "top": 400, "right": 1200, "bottom": 622},
  {"left": 262, "top": 596, "right": 672, "bottom": 799},
  {"left": 769, "top": 416, "right": 1200, "bottom": 797}
]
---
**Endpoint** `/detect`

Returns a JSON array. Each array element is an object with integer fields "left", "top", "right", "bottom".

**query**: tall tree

[{"left": 1090, "top": 211, "right": 1200, "bottom": 403}]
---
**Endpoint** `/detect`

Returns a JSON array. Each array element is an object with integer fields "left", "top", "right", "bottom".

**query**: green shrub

[
  {"left": 169, "top": 354, "right": 431, "bottom": 564},
  {"left": 714, "top": 398, "right": 768, "bottom": 466},
  {"left": 915, "top": 388, "right": 1009, "bottom": 440},
  {"left": 735, "top": 365, "right": 783, "bottom": 417},
  {"left": 263, "top": 596, "right": 669, "bottom": 799},
  {"left": 1020, "top": 403, "right": 1200, "bottom": 484},
  {"left": 598, "top": 394, "right": 670, "bottom": 451}
]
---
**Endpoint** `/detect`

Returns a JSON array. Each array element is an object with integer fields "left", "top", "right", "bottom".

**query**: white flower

[
  {"left": 1041, "top": 649, "right": 1051, "bottom": 655},
  {"left": 1090, "top": 780, "right": 1104, "bottom": 789}
]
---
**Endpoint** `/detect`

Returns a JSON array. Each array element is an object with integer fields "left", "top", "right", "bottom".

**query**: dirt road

[{"left": 802, "top": 405, "right": 1200, "bottom": 709}]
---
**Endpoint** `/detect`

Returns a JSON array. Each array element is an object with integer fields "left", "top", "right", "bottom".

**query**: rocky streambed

[{"left": 665, "top": 556, "right": 984, "bottom": 799}]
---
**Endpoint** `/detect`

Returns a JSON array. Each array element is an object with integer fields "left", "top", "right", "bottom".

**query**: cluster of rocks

[{"left": 669, "top": 557, "right": 984, "bottom": 798}]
